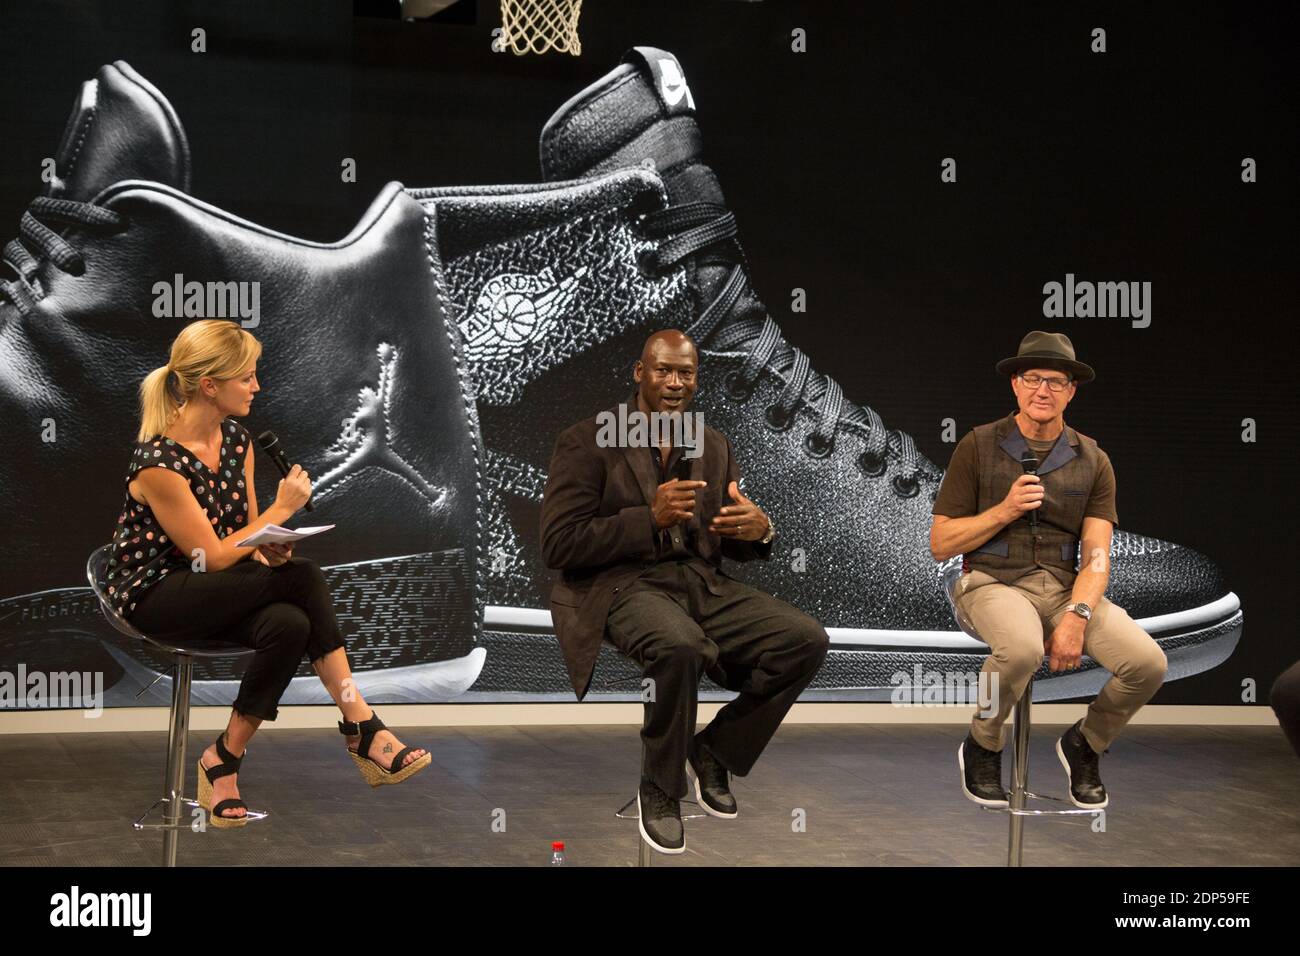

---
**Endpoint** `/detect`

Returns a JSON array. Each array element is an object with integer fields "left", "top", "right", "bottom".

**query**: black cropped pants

[{"left": 128, "top": 557, "right": 346, "bottom": 721}]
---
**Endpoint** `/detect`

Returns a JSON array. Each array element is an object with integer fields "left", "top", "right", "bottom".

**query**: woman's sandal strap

[
  {"left": 337, "top": 711, "right": 385, "bottom": 737},
  {"left": 204, "top": 734, "right": 243, "bottom": 781},
  {"left": 385, "top": 746, "right": 419, "bottom": 775},
  {"left": 211, "top": 798, "right": 247, "bottom": 819},
  {"left": 339, "top": 711, "right": 390, "bottom": 766},
  {"left": 214, "top": 732, "right": 243, "bottom": 766}
]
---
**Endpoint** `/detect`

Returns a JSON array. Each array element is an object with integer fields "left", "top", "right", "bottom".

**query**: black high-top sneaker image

[
  {"left": 0, "top": 62, "right": 483, "bottom": 705},
  {"left": 411, "top": 46, "right": 1241, "bottom": 701}
]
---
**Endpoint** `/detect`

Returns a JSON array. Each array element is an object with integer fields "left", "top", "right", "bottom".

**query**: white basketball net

[{"left": 499, "top": 0, "right": 582, "bottom": 56}]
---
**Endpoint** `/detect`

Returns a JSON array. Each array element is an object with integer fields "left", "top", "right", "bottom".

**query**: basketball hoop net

[{"left": 498, "top": 0, "right": 582, "bottom": 56}]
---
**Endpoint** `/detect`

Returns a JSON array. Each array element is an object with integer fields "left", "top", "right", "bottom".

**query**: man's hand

[
  {"left": 257, "top": 542, "right": 294, "bottom": 567},
  {"left": 1046, "top": 614, "right": 1086, "bottom": 672},
  {"left": 653, "top": 479, "right": 707, "bottom": 530},
  {"left": 710, "top": 480, "right": 770, "bottom": 541},
  {"left": 998, "top": 473, "right": 1044, "bottom": 524}
]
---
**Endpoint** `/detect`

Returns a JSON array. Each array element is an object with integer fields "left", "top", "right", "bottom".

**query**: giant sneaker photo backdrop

[{"left": 1, "top": 1, "right": 1290, "bottom": 709}]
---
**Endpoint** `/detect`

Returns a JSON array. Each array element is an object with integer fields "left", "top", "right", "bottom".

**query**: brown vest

[{"left": 967, "top": 412, "right": 1104, "bottom": 586}]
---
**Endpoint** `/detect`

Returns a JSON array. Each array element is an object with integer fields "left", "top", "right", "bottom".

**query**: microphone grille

[{"left": 256, "top": 430, "right": 278, "bottom": 451}]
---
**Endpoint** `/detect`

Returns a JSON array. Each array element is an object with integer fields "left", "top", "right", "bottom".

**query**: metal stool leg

[
  {"left": 1007, "top": 678, "right": 1033, "bottom": 867},
  {"left": 160, "top": 653, "right": 193, "bottom": 868}
]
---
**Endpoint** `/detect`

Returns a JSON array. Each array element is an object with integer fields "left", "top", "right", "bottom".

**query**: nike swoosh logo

[{"left": 658, "top": 59, "right": 695, "bottom": 109}]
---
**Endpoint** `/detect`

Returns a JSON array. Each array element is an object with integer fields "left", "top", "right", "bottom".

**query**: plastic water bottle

[{"left": 550, "top": 841, "right": 566, "bottom": 866}]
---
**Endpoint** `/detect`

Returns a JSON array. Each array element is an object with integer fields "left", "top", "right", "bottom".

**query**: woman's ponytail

[{"left": 137, "top": 365, "right": 181, "bottom": 443}]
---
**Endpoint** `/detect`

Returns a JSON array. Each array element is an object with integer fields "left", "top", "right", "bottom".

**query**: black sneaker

[
  {"left": 0, "top": 62, "right": 483, "bottom": 703},
  {"left": 686, "top": 738, "right": 738, "bottom": 818},
  {"left": 1056, "top": 720, "right": 1109, "bottom": 809},
  {"left": 958, "top": 732, "right": 1008, "bottom": 807},
  {"left": 637, "top": 777, "right": 684, "bottom": 854},
  {"left": 412, "top": 46, "right": 1243, "bottom": 702}
]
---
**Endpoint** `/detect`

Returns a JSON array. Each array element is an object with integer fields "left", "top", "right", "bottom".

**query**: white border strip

[
  {"left": 0, "top": 702, "right": 1279, "bottom": 734},
  {"left": 486, "top": 592, "right": 1242, "bottom": 649}
]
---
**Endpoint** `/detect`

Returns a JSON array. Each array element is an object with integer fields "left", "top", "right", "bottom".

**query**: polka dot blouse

[{"left": 107, "top": 418, "right": 253, "bottom": 618}]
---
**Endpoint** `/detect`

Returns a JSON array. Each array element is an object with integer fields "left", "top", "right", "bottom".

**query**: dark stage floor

[{"left": 1, "top": 724, "right": 1295, "bottom": 867}]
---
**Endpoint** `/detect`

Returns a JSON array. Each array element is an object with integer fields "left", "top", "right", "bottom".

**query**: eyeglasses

[{"left": 1019, "top": 373, "right": 1072, "bottom": 392}]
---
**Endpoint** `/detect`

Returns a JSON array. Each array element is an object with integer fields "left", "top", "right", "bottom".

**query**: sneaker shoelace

[
  {"left": 1072, "top": 732, "right": 1105, "bottom": 784},
  {"left": 638, "top": 200, "right": 934, "bottom": 498},
  {"left": 694, "top": 748, "right": 729, "bottom": 790},
  {"left": 969, "top": 740, "right": 1002, "bottom": 788},
  {"left": 2, "top": 197, "right": 126, "bottom": 314},
  {"left": 642, "top": 780, "right": 680, "bottom": 819}
]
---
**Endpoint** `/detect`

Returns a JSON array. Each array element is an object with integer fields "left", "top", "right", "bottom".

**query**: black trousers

[
  {"left": 604, "top": 560, "right": 829, "bottom": 798},
  {"left": 128, "top": 557, "right": 346, "bottom": 721}
]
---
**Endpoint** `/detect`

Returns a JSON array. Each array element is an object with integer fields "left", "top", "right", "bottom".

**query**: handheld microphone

[
  {"left": 672, "top": 453, "right": 693, "bottom": 484},
  {"left": 671, "top": 453, "right": 694, "bottom": 532},
  {"left": 257, "top": 430, "right": 313, "bottom": 512},
  {"left": 1019, "top": 452, "right": 1039, "bottom": 534}
]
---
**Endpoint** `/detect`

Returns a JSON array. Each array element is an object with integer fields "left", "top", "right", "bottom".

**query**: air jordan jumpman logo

[{"left": 314, "top": 342, "right": 447, "bottom": 507}]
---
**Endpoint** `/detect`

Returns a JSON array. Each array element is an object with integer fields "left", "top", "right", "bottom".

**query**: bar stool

[
  {"left": 86, "top": 545, "right": 267, "bottom": 867},
  {"left": 941, "top": 563, "right": 1096, "bottom": 866}
]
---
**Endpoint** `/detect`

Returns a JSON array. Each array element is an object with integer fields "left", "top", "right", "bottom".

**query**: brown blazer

[{"left": 539, "top": 393, "right": 773, "bottom": 699}]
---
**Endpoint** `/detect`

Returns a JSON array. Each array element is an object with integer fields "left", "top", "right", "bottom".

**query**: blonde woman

[{"left": 107, "top": 319, "right": 430, "bottom": 827}]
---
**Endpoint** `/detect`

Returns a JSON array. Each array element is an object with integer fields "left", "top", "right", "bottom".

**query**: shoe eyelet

[
  {"left": 804, "top": 433, "right": 833, "bottom": 458},
  {"left": 764, "top": 405, "right": 793, "bottom": 432},
  {"left": 725, "top": 372, "right": 754, "bottom": 402},
  {"left": 893, "top": 475, "right": 920, "bottom": 498},
  {"left": 636, "top": 248, "right": 660, "bottom": 278},
  {"left": 856, "top": 451, "right": 886, "bottom": 477},
  {"left": 626, "top": 190, "right": 660, "bottom": 222}
]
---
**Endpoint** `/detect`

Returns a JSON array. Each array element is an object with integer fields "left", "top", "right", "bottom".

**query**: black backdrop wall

[{"left": 1, "top": 0, "right": 1294, "bottom": 706}]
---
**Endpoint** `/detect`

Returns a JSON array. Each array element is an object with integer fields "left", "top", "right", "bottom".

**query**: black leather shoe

[
  {"left": 637, "top": 777, "right": 684, "bottom": 854},
  {"left": 958, "top": 732, "right": 1008, "bottom": 807},
  {"left": 687, "top": 738, "right": 738, "bottom": 818},
  {"left": 1, "top": 62, "right": 482, "bottom": 702},
  {"left": 1057, "top": 720, "right": 1109, "bottom": 808}
]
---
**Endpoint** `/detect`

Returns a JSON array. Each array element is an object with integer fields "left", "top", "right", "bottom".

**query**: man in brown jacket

[
  {"left": 931, "top": 331, "right": 1167, "bottom": 810},
  {"left": 540, "top": 329, "right": 828, "bottom": 854}
]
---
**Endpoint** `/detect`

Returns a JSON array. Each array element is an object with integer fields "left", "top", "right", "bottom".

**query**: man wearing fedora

[{"left": 930, "top": 331, "right": 1168, "bottom": 809}]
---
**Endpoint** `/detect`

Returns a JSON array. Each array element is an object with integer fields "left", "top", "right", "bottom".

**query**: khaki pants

[{"left": 954, "top": 568, "right": 1167, "bottom": 753}]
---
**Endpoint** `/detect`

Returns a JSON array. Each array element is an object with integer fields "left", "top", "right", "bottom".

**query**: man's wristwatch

[
  {"left": 759, "top": 519, "right": 776, "bottom": 545},
  {"left": 1066, "top": 602, "right": 1092, "bottom": 622}
]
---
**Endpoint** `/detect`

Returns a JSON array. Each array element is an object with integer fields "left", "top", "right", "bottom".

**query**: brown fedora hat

[{"left": 995, "top": 330, "right": 1095, "bottom": 383}]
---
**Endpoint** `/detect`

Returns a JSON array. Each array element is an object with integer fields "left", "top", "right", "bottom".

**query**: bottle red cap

[{"left": 552, "top": 841, "right": 565, "bottom": 850}]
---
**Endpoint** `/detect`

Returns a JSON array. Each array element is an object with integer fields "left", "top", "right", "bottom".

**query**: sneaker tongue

[
  {"left": 541, "top": 50, "right": 933, "bottom": 473},
  {"left": 45, "top": 61, "right": 191, "bottom": 203},
  {"left": 540, "top": 46, "right": 737, "bottom": 333},
  {"left": 539, "top": 46, "right": 723, "bottom": 207}
]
